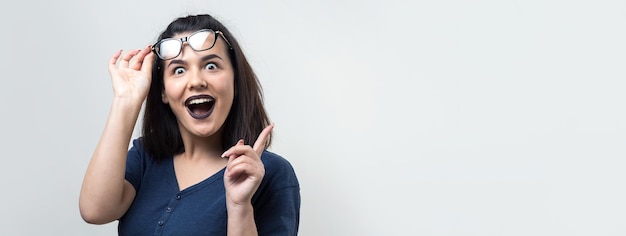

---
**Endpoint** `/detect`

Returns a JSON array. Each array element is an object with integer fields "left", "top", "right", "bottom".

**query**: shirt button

[
  {"left": 158, "top": 221, "right": 164, "bottom": 226},
  {"left": 176, "top": 195, "right": 181, "bottom": 200},
  {"left": 166, "top": 207, "right": 172, "bottom": 212}
]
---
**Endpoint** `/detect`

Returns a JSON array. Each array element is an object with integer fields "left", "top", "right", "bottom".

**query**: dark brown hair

[{"left": 142, "top": 14, "right": 271, "bottom": 161}]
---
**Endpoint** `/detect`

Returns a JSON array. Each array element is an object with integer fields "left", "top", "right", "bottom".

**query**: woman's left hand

[{"left": 222, "top": 124, "right": 274, "bottom": 207}]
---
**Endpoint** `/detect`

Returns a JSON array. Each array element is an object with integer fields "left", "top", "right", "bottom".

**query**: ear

[{"left": 161, "top": 92, "right": 169, "bottom": 104}]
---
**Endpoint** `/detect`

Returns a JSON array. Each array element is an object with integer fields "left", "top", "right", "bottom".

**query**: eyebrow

[
  {"left": 200, "top": 54, "right": 224, "bottom": 62},
  {"left": 167, "top": 54, "right": 224, "bottom": 68}
]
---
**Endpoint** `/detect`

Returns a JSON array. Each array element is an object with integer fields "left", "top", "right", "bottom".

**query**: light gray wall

[{"left": 1, "top": 0, "right": 625, "bottom": 235}]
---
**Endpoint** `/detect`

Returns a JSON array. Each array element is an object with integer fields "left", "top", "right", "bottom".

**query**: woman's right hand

[
  {"left": 79, "top": 46, "right": 154, "bottom": 224},
  {"left": 108, "top": 46, "right": 155, "bottom": 102}
]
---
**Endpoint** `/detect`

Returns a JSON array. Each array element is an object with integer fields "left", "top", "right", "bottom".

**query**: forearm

[
  {"left": 79, "top": 98, "right": 142, "bottom": 223},
  {"left": 227, "top": 203, "right": 258, "bottom": 236}
]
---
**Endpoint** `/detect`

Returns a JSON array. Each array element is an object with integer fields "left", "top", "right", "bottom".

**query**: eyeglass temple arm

[{"left": 216, "top": 31, "right": 232, "bottom": 49}]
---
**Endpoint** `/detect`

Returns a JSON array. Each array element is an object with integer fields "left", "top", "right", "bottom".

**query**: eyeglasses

[{"left": 152, "top": 29, "right": 232, "bottom": 60}]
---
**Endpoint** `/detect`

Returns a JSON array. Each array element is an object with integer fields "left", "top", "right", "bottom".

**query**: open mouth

[{"left": 185, "top": 95, "right": 215, "bottom": 119}]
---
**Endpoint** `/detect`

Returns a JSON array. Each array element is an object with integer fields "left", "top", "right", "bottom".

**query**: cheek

[
  {"left": 218, "top": 78, "right": 236, "bottom": 112},
  {"left": 161, "top": 81, "right": 183, "bottom": 104},
  {"left": 226, "top": 78, "right": 236, "bottom": 103},
  {"left": 217, "top": 74, "right": 235, "bottom": 96}
]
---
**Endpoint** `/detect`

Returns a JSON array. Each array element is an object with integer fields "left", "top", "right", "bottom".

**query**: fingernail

[{"left": 221, "top": 151, "right": 228, "bottom": 158}]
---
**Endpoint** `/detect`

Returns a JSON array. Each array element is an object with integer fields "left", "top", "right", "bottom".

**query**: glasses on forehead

[{"left": 152, "top": 29, "right": 232, "bottom": 60}]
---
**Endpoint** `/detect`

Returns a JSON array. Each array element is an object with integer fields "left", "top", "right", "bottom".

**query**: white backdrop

[{"left": 1, "top": 0, "right": 625, "bottom": 235}]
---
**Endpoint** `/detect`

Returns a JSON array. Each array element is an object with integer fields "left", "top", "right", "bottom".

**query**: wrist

[
  {"left": 227, "top": 200, "right": 255, "bottom": 221},
  {"left": 226, "top": 201, "right": 253, "bottom": 214},
  {"left": 111, "top": 96, "right": 144, "bottom": 111},
  {"left": 226, "top": 202, "right": 257, "bottom": 235}
]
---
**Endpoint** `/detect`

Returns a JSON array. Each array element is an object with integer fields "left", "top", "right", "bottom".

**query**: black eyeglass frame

[{"left": 151, "top": 29, "right": 232, "bottom": 60}]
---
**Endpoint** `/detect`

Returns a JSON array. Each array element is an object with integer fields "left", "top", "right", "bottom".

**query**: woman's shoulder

[
  {"left": 127, "top": 138, "right": 158, "bottom": 165},
  {"left": 129, "top": 137, "right": 145, "bottom": 152},
  {"left": 260, "top": 150, "right": 294, "bottom": 170},
  {"left": 260, "top": 150, "right": 299, "bottom": 186}
]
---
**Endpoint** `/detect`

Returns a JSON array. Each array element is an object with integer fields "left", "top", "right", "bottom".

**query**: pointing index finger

[{"left": 253, "top": 123, "right": 274, "bottom": 156}]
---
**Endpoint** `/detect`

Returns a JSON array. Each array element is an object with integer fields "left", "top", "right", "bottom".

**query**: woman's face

[{"left": 160, "top": 31, "right": 234, "bottom": 140}]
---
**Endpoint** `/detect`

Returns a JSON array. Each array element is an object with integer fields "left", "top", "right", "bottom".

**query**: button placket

[{"left": 155, "top": 193, "right": 183, "bottom": 233}]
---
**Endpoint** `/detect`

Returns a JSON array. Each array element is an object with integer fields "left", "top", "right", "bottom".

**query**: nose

[
  {"left": 188, "top": 71, "right": 208, "bottom": 90},
  {"left": 179, "top": 46, "right": 208, "bottom": 90}
]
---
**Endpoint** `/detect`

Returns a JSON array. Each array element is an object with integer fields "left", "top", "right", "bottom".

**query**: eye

[
  {"left": 205, "top": 63, "right": 218, "bottom": 70},
  {"left": 173, "top": 67, "right": 186, "bottom": 75}
]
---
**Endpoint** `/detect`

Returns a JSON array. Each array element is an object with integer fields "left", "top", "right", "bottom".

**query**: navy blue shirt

[{"left": 118, "top": 139, "right": 300, "bottom": 236}]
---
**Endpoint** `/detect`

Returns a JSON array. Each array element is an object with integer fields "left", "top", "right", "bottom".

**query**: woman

[{"left": 79, "top": 14, "right": 300, "bottom": 235}]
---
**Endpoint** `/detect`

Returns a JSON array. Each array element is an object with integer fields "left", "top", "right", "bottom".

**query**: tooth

[{"left": 189, "top": 98, "right": 212, "bottom": 105}]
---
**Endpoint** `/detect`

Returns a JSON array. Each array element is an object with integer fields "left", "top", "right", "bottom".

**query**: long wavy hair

[{"left": 142, "top": 14, "right": 271, "bottom": 161}]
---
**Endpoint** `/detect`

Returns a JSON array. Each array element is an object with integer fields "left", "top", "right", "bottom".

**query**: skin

[{"left": 79, "top": 32, "right": 271, "bottom": 236}]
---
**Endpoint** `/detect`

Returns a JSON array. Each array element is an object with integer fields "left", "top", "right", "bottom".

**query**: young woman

[{"left": 79, "top": 14, "right": 300, "bottom": 235}]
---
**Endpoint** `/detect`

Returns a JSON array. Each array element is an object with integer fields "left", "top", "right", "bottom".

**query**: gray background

[{"left": 1, "top": 0, "right": 625, "bottom": 235}]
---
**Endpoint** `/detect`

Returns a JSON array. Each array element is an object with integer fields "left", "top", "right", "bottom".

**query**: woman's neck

[{"left": 178, "top": 128, "right": 224, "bottom": 161}]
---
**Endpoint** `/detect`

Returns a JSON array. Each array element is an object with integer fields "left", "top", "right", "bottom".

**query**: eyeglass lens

[{"left": 156, "top": 30, "right": 217, "bottom": 60}]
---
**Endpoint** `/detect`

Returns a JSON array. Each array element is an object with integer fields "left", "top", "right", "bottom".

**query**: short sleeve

[
  {"left": 254, "top": 151, "right": 301, "bottom": 235},
  {"left": 125, "top": 138, "right": 145, "bottom": 191}
]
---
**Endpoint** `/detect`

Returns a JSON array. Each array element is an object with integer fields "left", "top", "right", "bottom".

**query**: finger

[
  {"left": 226, "top": 161, "right": 254, "bottom": 178},
  {"left": 226, "top": 155, "right": 263, "bottom": 178},
  {"left": 225, "top": 141, "right": 250, "bottom": 177},
  {"left": 221, "top": 139, "right": 246, "bottom": 159},
  {"left": 130, "top": 46, "right": 151, "bottom": 71},
  {"left": 140, "top": 45, "right": 155, "bottom": 74},
  {"left": 119, "top": 49, "right": 140, "bottom": 68},
  {"left": 225, "top": 145, "right": 253, "bottom": 157},
  {"left": 253, "top": 123, "right": 274, "bottom": 156},
  {"left": 108, "top": 50, "right": 123, "bottom": 72}
]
